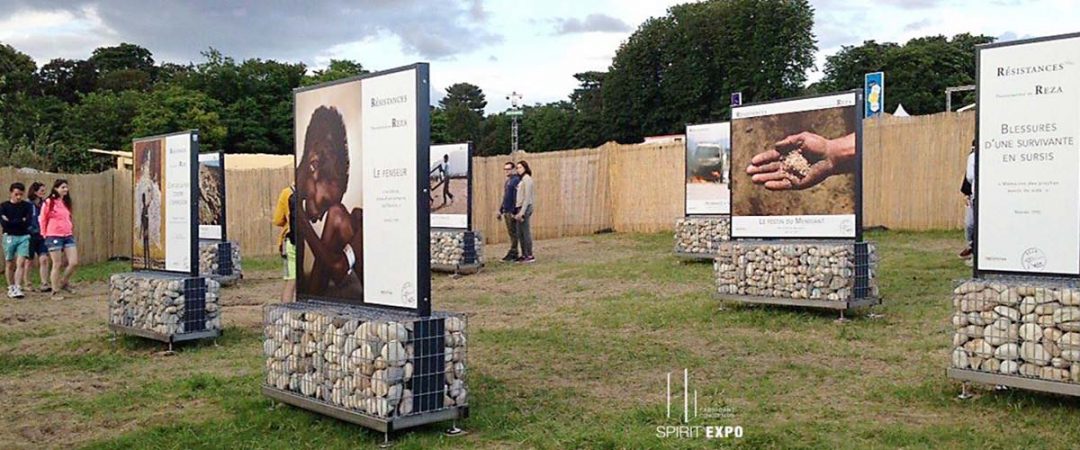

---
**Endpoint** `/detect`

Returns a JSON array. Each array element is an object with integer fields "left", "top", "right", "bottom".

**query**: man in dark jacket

[{"left": 499, "top": 161, "right": 522, "bottom": 261}]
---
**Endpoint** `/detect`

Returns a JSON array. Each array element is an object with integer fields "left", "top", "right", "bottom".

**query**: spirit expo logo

[{"left": 655, "top": 369, "right": 743, "bottom": 440}]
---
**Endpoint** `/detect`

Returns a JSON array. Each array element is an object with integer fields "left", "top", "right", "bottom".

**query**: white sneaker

[
  {"left": 6, "top": 286, "right": 15, "bottom": 299},
  {"left": 12, "top": 285, "right": 24, "bottom": 298}
]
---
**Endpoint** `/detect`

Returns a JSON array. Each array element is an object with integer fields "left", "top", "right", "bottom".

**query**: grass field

[{"left": 3, "top": 231, "right": 1080, "bottom": 449}]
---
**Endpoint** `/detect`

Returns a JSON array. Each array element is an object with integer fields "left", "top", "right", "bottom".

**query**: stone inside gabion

[
  {"left": 431, "top": 231, "right": 484, "bottom": 267},
  {"left": 108, "top": 274, "right": 222, "bottom": 335},
  {"left": 715, "top": 242, "right": 877, "bottom": 302},
  {"left": 199, "top": 241, "right": 243, "bottom": 282},
  {"left": 263, "top": 306, "right": 469, "bottom": 419},
  {"left": 951, "top": 281, "right": 1080, "bottom": 383},
  {"left": 781, "top": 150, "right": 812, "bottom": 178},
  {"left": 674, "top": 217, "right": 731, "bottom": 254}
]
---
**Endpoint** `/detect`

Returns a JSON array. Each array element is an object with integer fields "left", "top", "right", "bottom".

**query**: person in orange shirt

[{"left": 273, "top": 184, "right": 296, "bottom": 302}]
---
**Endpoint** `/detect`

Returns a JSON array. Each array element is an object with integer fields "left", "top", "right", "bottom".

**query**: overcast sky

[{"left": 0, "top": 0, "right": 1076, "bottom": 113}]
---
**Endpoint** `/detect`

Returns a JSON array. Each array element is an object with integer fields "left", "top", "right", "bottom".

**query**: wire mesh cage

[
  {"left": 263, "top": 302, "right": 469, "bottom": 420},
  {"left": 108, "top": 273, "right": 222, "bottom": 337},
  {"left": 199, "top": 240, "right": 243, "bottom": 282},
  {"left": 674, "top": 216, "right": 731, "bottom": 256},
  {"left": 715, "top": 240, "right": 879, "bottom": 302},
  {"left": 430, "top": 230, "right": 484, "bottom": 270},
  {"left": 950, "top": 278, "right": 1080, "bottom": 383}
]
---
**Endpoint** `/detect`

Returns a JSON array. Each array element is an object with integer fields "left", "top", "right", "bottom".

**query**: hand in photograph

[{"left": 746, "top": 132, "right": 855, "bottom": 190}]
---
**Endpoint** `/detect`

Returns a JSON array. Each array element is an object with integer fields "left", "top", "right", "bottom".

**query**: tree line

[{"left": 0, "top": 0, "right": 993, "bottom": 173}]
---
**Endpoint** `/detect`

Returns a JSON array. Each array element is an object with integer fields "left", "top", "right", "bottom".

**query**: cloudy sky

[{"left": 0, "top": 0, "right": 1076, "bottom": 113}]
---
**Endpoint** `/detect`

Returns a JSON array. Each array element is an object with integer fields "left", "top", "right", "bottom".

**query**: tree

[
  {"left": 439, "top": 82, "right": 487, "bottom": 114},
  {"left": 437, "top": 83, "right": 487, "bottom": 144},
  {"left": 602, "top": 0, "right": 816, "bottom": 142},
  {"left": 90, "top": 43, "right": 155, "bottom": 74},
  {"left": 0, "top": 43, "right": 37, "bottom": 95},
  {"left": 37, "top": 58, "right": 98, "bottom": 102},
  {"left": 817, "top": 33, "right": 994, "bottom": 114},
  {"left": 569, "top": 71, "right": 607, "bottom": 148},
  {"left": 303, "top": 59, "right": 368, "bottom": 86},
  {"left": 131, "top": 85, "right": 226, "bottom": 151},
  {"left": 523, "top": 102, "right": 576, "bottom": 152},
  {"left": 477, "top": 113, "right": 512, "bottom": 156},
  {"left": 64, "top": 90, "right": 144, "bottom": 151}
]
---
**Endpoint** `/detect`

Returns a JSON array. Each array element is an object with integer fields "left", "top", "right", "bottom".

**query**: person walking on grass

[
  {"left": 2, "top": 183, "right": 33, "bottom": 299},
  {"left": 273, "top": 184, "right": 297, "bottom": 302},
  {"left": 441, "top": 153, "right": 454, "bottom": 207},
  {"left": 39, "top": 180, "right": 78, "bottom": 300},
  {"left": 498, "top": 161, "right": 521, "bottom": 261},
  {"left": 23, "top": 182, "right": 51, "bottom": 292},
  {"left": 513, "top": 160, "right": 535, "bottom": 263}
]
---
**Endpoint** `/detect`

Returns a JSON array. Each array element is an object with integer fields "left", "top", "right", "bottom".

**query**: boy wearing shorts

[{"left": 1, "top": 183, "right": 33, "bottom": 299}]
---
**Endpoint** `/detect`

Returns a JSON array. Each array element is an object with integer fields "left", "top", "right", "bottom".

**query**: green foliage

[
  {"left": 302, "top": 59, "right": 368, "bottom": 86},
  {"left": 37, "top": 58, "right": 97, "bottom": 102},
  {"left": 131, "top": 85, "right": 227, "bottom": 151},
  {"left": 816, "top": 33, "right": 994, "bottom": 114},
  {"left": 603, "top": 0, "right": 817, "bottom": 142}
]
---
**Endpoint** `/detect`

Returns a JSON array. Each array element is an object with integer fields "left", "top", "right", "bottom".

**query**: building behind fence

[{"left": 0, "top": 112, "right": 974, "bottom": 264}]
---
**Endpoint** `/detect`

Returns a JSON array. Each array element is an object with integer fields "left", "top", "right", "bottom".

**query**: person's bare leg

[
  {"left": 282, "top": 279, "right": 295, "bottom": 302},
  {"left": 38, "top": 255, "right": 49, "bottom": 289},
  {"left": 61, "top": 247, "right": 78, "bottom": 288},
  {"left": 13, "top": 256, "right": 24, "bottom": 290},
  {"left": 4, "top": 260, "right": 14, "bottom": 288},
  {"left": 49, "top": 251, "right": 63, "bottom": 297},
  {"left": 21, "top": 258, "right": 31, "bottom": 288}
]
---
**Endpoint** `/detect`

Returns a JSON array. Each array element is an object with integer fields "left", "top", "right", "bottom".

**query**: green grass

[{"left": 9, "top": 230, "right": 1080, "bottom": 449}]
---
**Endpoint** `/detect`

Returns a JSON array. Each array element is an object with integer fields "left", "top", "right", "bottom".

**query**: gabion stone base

[
  {"left": 715, "top": 240, "right": 878, "bottom": 309},
  {"left": 108, "top": 272, "right": 221, "bottom": 339},
  {"left": 949, "top": 278, "right": 1080, "bottom": 391},
  {"left": 263, "top": 302, "right": 468, "bottom": 429},
  {"left": 674, "top": 216, "right": 730, "bottom": 258},
  {"left": 431, "top": 230, "right": 483, "bottom": 274},
  {"left": 199, "top": 240, "right": 242, "bottom": 286}
]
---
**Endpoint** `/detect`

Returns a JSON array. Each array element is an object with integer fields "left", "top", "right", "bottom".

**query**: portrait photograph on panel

[
  {"left": 133, "top": 138, "right": 166, "bottom": 270},
  {"left": 294, "top": 80, "right": 365, "bottom": 302}
]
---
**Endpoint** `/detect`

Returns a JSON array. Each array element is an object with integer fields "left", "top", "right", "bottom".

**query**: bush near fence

[{"left": 0, "top": 111, "right": 974, "bottom": 264}]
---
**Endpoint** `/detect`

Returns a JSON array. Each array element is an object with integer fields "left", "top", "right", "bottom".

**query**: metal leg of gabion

[
  {"left": 163, "top": 340, "right": 176, "bottom": 356},
  {"left": 377, "top": 431, "right": 392, "bottom": 448},
  {"left": 958, "top": 381, "right": 973, "bottom": 400},
  {"left": 445, "top": 419, "right": 465, "bottom": 436},
  {"left": 835, "top": 309, "right": 849, "bottom": 323}
]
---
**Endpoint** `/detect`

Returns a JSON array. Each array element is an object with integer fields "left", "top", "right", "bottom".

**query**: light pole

[{"left": 506, "top": 91, "right": 523, "bottom": 153}]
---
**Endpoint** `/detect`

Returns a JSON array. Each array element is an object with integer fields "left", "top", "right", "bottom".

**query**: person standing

[
  {"left": 39, "top": 179, "right": 78, "bottom": 300},
  {"left": 23, "top": 182, "right": 50, "bottom": 292},
  {"left": 514, "top": 161, "right": 535, "bottom": 263},
  {"left": 441, "top": 154, "right": 454, "bottom": 207},
  {"left": 140, "top": 193, "right": 151, "bottom": 269},
  {"left": 960, "top": 140, "right": 975, "bottom": 259},
  {"left": 498, "top": 161, "right": 521, "bottom": 261},
  {"left": 273, "top": 184, "right": 297, "bottom": 302},
  {"left": 2, "top": 183, "right": 33, "bottom": 299}
]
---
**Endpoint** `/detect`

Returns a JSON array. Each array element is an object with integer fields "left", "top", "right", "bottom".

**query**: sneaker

[
  {"left": 502, "top": 254, "right": 519, "bottom": 262},
  {"left": 6, "top": 286, "right": 15, "bottom": 299},
  {"left": 519, "top": 256, "right": 535, "bottom": 264},
  {"left": 12, "top": 285, "right": 24, "bottom": 299},
  {"left": 39, "top": 285, "right": 51, "bottom": 293},
  {"left": 60, "top": 284, "right": 75, "bottom": 294},
  {"left": 958, "top": 247, "right": 973, "bottom": 258}
]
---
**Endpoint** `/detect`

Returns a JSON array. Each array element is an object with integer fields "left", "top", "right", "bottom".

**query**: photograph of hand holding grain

[{"left": 732, "top": 106, "right": 857, "bottom": 217}]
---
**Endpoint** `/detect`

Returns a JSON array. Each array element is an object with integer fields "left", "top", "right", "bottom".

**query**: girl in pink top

[{"left": 39, "top": 179, "right": 78, "bottom": 299}]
